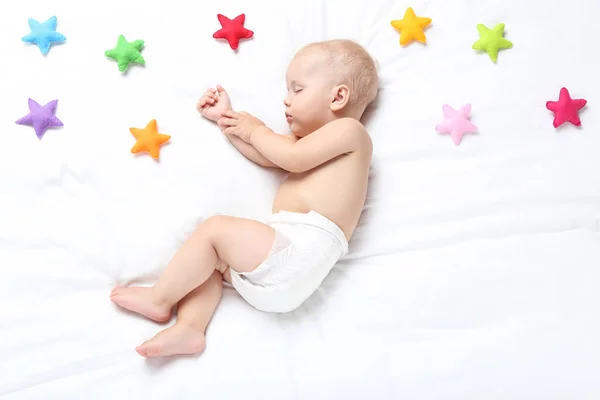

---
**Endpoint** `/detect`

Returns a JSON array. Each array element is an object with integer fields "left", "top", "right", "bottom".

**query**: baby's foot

[
  {"left": 135, "top": 322, "right": 206, "bottom": 358},
  {"left": 110, "top": 286, "right": 172, "bottom": 322}
]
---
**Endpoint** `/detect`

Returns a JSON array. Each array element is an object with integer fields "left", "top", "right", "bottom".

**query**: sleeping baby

[{"left": 110, "top": 39, "right": 379, "bottom": 357}]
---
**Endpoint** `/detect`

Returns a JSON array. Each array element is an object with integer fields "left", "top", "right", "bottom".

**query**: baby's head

[{"left": 284, "top": 39, "right": 379, "bottom": 137}]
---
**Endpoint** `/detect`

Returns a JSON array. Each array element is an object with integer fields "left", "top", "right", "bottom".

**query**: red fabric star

[
  {"left": 212, "top": 13, "right": 254, "bottom": 50},
  {"left": 546, "top": 87, "right": 587, "bottom": 128}
]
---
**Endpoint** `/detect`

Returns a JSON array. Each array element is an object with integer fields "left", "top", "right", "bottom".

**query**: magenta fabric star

[
  {"left": 435, "top": 104, "right": 478, "bottom": 146},
  {"left": 15, "top": 98, "right": 63, "bottom": 139},
  {"left": 546, "top": 87, "right": 587, "bottom": 128}
]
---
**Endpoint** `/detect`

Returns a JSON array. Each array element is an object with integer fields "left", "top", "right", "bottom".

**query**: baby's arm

[
  {"left": 250, "top": 118, "right": 368, "bottom": 173},
  {"left": 220, "top": 125, "right": 279, "bottom": 168},
  {"left": 199, "top": 86, "right": 295, "bottom": 168},
  {"left": 223, "top": 130, "right": 298, "bottom": 169}
]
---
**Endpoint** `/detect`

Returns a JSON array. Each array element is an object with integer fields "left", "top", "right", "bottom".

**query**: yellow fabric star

[
  {"left": 129, "top": 119, "right": 171, "bottom": 160},
  {"left": 391, "top": 7, "right": 432, "bottom": 46}
]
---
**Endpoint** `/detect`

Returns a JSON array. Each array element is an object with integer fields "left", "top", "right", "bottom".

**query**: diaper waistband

[{"left": 269, "top": 210, "right": 349, "bottom": 256}]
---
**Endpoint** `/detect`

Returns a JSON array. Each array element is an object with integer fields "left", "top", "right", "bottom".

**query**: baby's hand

[
  {"left": 197, "top": 85, "right": 231, "bottom": 122},
  {"left": 218, "top": 110, "right": 266, "bottom": 143}
]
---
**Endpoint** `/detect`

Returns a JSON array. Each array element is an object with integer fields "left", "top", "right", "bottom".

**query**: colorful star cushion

[
  {"left": 212, "top": 13, "right": 254, "bottom": 50},
  {"left": 472, "top": 23, "right": 513, "bottom": 63},
  {"left": 390, "top": 7, "right": 432, "bottom": 46},
  {"left": 105, "top": 35, "right": 145, "bottom": 72},
  {"left": 129, "top": 119, "right": 171, "bottom": 159},
  {"left": 546, "top": 87, "right": 587, "bottom": 128},
  {"left": 15, "top": 98, "right": 63, "bottom": 139},
  {"left": 435, "top": 104, "right": 478, "bottom": 146},
  {"left": 21, "top": 16, "right": 66, "bottom": 55}
]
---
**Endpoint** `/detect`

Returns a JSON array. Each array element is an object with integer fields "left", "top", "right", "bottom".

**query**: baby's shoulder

[
  {"left": 331, "top": 118, "right": 372, "bottom": 155},
  {"left": 325, "top": 117, "right": 370, "bottom": 141}
]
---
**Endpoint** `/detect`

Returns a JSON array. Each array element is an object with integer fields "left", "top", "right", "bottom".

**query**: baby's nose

[{"left": 283, "top": 97, "right": 291, "bottom": 107}]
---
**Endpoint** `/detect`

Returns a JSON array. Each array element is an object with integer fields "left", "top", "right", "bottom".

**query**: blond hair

[{"left": 300, "top": 39, "right": 379, "bottom": 114}]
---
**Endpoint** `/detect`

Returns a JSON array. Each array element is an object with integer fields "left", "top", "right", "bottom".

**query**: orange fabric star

[
  {"left": 391, "top": 7, "right": 432, "bottom": 46},
  {"left": 129, "top": 119, "right": 171, "bottom": 160}
]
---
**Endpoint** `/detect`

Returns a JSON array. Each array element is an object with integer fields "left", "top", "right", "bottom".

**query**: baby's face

[{"left": 284, "top": 49, "right": 336, "bottom": 137}]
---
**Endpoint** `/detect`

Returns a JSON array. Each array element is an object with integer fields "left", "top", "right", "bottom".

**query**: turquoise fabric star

[{"left": 21, "top": 16, "right": 66, "bottom": 55}]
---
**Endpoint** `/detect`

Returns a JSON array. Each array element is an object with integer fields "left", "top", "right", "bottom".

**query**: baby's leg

[
  {"left": 110, "top": 215, "right": 275, "bottom": 321},
  {"left": 136, "top": 270, "right": 223, "bottom": 358}
]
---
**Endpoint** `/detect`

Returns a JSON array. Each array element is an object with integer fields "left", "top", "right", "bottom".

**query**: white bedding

[{"left": 1, "top": 0, "right": 599, "bottom": 398}]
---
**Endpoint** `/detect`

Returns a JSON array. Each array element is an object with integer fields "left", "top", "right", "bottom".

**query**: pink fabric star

[
  {"left": 546, "top": 87, "right": 587, "bottom": 128},
  {"left": 435, "top": 104, "right": 478, "bottom": 146},
  {"left": 212, "top": 14, "right": 254, "bottom": 50}
]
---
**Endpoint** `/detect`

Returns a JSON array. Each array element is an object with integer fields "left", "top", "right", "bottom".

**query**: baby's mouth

[{"left": 285, "top": 112, "right": 293, "bottom": 122}]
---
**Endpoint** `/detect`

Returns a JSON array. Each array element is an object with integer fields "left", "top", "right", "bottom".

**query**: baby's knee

[
  {"left": 202, "top": 215, "right": 226, "bottom": 231},
  {"left": 193, "top": 215, "right": 226, "bottom": 240}
]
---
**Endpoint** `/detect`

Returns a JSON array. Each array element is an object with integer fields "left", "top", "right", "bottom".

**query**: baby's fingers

[
  {"left": 203, "top": 89, "right": 218, "bottom": 100},
  {"left": 201, "top": 95, "right": 217, "bottom": 107},
  {"left": 221, "top": 110, "right": 239, "bottom": 118},
  {"left": 223, "top": 127, "right": 237, "bottom": 135},
  {"left": 206, "top": 91, "right": 218, "bottom": 101},
  {"left": 218, "top": 117, "right": 237, "bottom": 127}
]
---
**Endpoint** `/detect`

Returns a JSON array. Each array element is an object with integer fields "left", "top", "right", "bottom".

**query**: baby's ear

[{"left": 330, "top": 84, "right": 350, "bottom": 112}]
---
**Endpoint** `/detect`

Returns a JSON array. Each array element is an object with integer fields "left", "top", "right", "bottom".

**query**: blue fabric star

[{"left": 21, "top": 16, "right": 66, "bottom": 55}]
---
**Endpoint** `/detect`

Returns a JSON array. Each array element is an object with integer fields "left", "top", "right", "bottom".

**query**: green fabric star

[
  {"left": 105, "top": 35, "right": 145, "bottom": 72},
  {"left": 472, "top": 23, "right": 512, "bottom": 63}
]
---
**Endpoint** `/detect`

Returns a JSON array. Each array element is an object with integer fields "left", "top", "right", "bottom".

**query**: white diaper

[{"left": 229, "top": 210, "right": 349, "bottom": 313}]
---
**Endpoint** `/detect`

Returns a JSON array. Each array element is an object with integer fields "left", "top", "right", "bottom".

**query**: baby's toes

[
  {"left": 110, "top": 287, "right": 123, "bottom": 299},
  {"left": 136, "top": 346, "right": 148, "bottom": 357}
]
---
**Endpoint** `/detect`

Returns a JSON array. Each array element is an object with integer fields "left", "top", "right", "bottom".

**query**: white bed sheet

[{"left": 1, "top": 0, "right": 599, "bottom": 398}]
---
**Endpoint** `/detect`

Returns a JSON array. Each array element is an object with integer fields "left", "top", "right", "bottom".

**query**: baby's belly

[
  {"left": 272, "top": 178, "right": 364, "bottom": 240},
  {"left": 272, "top": 181, "right": 312, "bottom": 214}
]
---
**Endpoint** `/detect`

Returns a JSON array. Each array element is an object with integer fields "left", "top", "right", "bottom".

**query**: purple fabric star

[{"left": 15, "top": 98, "right": 63, "bottom": 138}]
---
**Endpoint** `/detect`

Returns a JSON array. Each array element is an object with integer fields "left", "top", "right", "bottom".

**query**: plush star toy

[
  {"left": 546, "top": 87, "right": 587, "bottom": 128},
  {"left": 129, "top": 119, "right": 171, "bottom": 159},
  {"left": 435, "top": 104, "right": 478, "bottom": 146},
  {"left": 15, "top": 98, "right": 63, "bottom": 139},
  {"left": 21, "top": 16, "right": 66, "bottom": 55},
  {"left": 105, "top": 35, "right": 145, "bottom": 72},
  {"left": 472, "top": 23, "right": 512, "bottom": 63},
  {"left": 212, "top": 13, "right": 254, "bottom": 50},
  {"left": 390, "top": 7, "right": 432, "bottom": 46}
]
